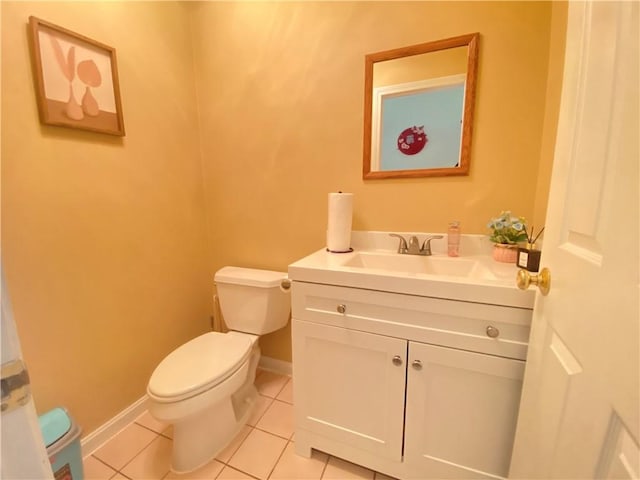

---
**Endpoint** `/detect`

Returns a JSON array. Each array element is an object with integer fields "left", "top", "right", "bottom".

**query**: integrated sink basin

[
  {"left": 342, "top": 251, "right": 496, "bottom": 279},
  {"left": 288, "top": 231, "right": 536, "bottom": 308}
]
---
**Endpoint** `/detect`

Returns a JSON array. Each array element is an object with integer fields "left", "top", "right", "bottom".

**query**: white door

[
  {"left": 1, "top": 267, "right": 54, "bottom": 478},
  {"left": 509, "top": 2, "right": 639, "bottom": 479}
]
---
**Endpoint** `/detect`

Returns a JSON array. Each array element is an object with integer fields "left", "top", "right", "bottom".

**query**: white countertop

[{"left": 288, "top": 231, "right": 536, "bottom": 309}]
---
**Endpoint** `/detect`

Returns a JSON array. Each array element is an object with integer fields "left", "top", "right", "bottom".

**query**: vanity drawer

[{"left": 292, "top": 281, "right": 532, "bottom": 360}]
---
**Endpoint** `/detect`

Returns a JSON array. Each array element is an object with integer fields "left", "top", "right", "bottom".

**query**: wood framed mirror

[{"left": 363, "top": 33, "right": 479, "bottom": 179}]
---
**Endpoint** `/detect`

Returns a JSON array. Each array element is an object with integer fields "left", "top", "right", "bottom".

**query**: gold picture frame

[{"left": 29, "top": 16, "right": 125, "bottom": 136}]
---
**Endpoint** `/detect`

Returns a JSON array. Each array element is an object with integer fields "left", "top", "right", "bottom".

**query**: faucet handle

[
  {"left": 389, "top": 233, "right": 409, "bottom": 254},
  {"left": 420, "top": 235, "right": 444, "bottom": 255}
]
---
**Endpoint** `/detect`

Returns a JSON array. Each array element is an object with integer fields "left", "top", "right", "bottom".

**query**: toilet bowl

[{"left": 146, "top": 267, "right": 290, "bottom": 473}]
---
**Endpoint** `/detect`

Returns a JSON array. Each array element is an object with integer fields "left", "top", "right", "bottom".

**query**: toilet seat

[{"left": 148, "top": 332, "right": 253, "bottom": 402}]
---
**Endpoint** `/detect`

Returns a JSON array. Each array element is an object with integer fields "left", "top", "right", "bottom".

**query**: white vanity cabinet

[
  {"left": 293, "top": 320, "right": 406, "bottom": 461},
  {"left": 291, "top": 281, "right": 532, "bottom": 480},
  {"left": 403, "top": 342, "right": 525, "bottom": 479}
]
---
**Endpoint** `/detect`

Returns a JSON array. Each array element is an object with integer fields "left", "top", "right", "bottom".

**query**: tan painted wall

[
  {"left": 533, "top": 1, "right": 568, "bottom": 228},
  {"left": 1, "top": 1, "right": 565, "bottom": 434},
  {"left": 1, "top": 2, "right": 212, "bottom": 433},
  {"left": 373, "top": 46, "right": 468, "bottom": 87},
  {"left": 190, "top": 1, "right": 565, "bottom": 362}
]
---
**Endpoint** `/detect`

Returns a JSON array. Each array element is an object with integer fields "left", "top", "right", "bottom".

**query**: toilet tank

[{"left": 214, "top": 267, "right": 291, "bottom": 335}]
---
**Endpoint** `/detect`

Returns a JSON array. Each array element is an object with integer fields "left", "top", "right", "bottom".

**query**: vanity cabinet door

[
  {"left": 404, "top": 342, "right": 525, "bottom": 479},
  {"left": 292, "top": 319, "right": 407, "bottom": 461}
]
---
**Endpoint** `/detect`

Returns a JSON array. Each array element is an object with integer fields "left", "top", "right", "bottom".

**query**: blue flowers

[{"left": 487, "top": 211, "right": 529, "bottom": 244}]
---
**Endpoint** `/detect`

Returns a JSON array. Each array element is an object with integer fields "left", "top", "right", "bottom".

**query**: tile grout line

[
  {"left": 88, "top": 454, "right": 119, "bottom": 477},
  {"left": 265, "top": 437, "right": 290, "bottom": 480},
  {"left": 253, "top": 425, "right": 292, "bottom": 442},
  {"left": 223, "top": 424, "right": 255, "bottom": 466},
  {"left": 256, "top": 373, "right": 291, "bottom": 400},
  {"left": 318, "top": 449, "right": 330, "bottom": 480},
  {"left": 216, "top": 464, "right": 261, "bottom": 480},
  {"left": 89, "top": 420, "right": 161, "bottom": 474},
  {"left": 133, "top": 420, "right": 167, "bottom": 437},
  {"left": 114, "top": 432, "right": 163, "bottom": 479}
]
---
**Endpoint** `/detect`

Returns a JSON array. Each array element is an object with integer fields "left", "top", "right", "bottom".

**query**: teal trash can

[{"left": 39, "top": 407, "right": 84, "bottom": 480}]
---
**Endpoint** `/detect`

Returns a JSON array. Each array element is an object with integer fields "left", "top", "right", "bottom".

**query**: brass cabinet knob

[
  {"left": 392, "top": 355, "right": 403, "bottom": 366},
  {"left": 337, "top": 304, "right": 346, "bottom": 314},
  {"left": 516, "top": 268, "right": 551, "bottom": 296},
  {"left": 486, "top": 326, "right": 500, "bottom": 338},
  {"left": 412, "top": 359, "right": 423, "bottom": 370}
]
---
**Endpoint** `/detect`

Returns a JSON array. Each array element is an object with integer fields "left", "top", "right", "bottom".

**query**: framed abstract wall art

[{"left": 29, "top": 16, "right": 125, "bottom": 136}]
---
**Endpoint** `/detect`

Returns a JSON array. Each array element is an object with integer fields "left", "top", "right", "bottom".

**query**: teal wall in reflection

[{"left": 380, "top": 83, "right": 464, "bottom": 171}]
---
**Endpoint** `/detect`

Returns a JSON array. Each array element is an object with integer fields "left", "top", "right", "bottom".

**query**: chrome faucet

[{"left": 389, "top": 233, "right": 444, "bottom": 256}]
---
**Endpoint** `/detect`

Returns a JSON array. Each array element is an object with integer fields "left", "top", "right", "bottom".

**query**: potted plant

[{"left": 487, "top": 211, "right": 528, "bottom": 263}]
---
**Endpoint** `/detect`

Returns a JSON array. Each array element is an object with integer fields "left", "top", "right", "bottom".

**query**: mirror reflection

[{"left": 363, "top": 33, "right": 479, "bottom": 179}]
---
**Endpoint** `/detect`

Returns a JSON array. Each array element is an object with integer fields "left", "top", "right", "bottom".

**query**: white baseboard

[
  {"left": 81, "top": 395, "right": 149, "bottom": 456},
  {"left": 258, "top": 356, "right": 292, "bottom": 376}
]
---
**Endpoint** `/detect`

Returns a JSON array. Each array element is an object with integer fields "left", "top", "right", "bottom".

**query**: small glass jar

[{"left": 447, "top": 221, "right": 461, "bottom": 257}]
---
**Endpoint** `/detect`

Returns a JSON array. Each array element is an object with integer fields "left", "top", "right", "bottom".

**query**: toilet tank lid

[{"left": 215, "top": 266, "right": 286, "bottom": 288}]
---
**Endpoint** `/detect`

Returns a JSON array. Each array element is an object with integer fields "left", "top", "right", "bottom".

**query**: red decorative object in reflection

[{"left": 397, "top": 126, "right": 427, "bottom": 155}]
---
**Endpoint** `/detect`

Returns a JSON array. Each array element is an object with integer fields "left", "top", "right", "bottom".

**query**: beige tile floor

[{"left": 83, "top": 369, "right": 397, "bottom": 480}]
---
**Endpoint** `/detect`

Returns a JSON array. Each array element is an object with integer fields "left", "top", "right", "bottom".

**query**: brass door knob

[{"left": 516, "top": 268, "right": 551, "bottom": 296}]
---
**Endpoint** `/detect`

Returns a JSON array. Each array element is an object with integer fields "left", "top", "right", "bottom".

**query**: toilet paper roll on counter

[{"left": 327, "top": 192, "right": 353, "bottom": 253}]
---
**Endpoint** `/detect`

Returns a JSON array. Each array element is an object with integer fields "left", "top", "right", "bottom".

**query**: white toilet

[{"left": 146, "top": 266, "right": 291, "bottom": 473}]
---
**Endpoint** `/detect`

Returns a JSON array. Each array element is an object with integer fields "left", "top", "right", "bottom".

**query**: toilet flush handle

[{"left": 280, "top": 278, "right": 292, "bottom": 292}]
